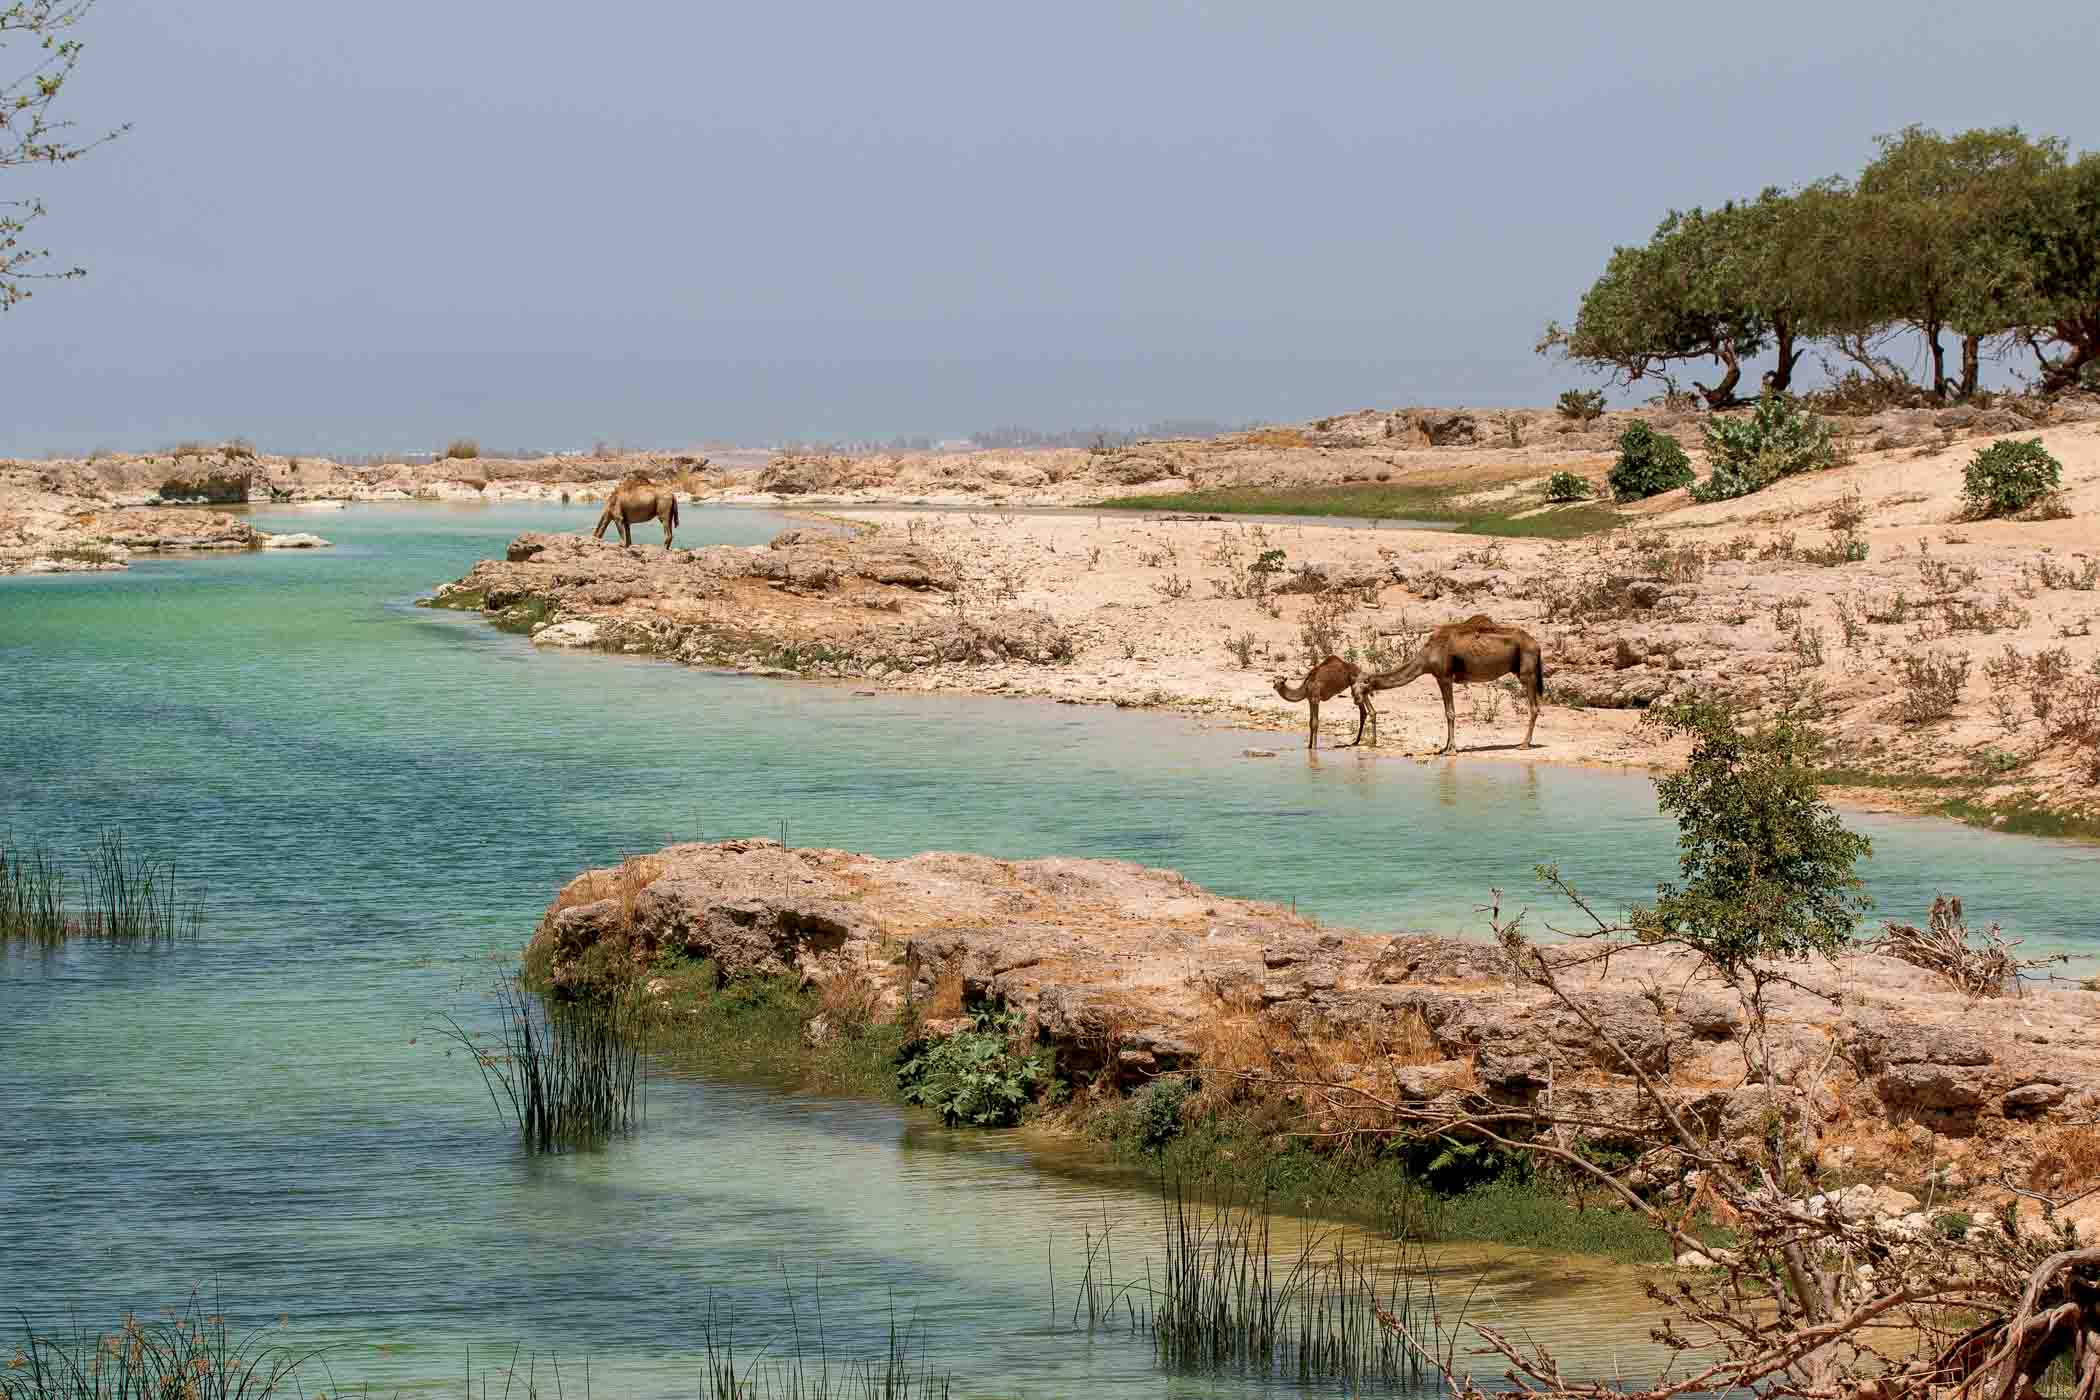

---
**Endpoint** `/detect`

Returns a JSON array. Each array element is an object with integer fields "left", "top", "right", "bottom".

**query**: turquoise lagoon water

[{"left": 3, "top": 503, "right": 2097, "bottom": 1398}]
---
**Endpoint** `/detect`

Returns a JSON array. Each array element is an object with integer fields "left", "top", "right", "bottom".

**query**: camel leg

[
  {"left": 617, "top": 516, "right": 633, "bottom": 548},
  {"left": 662, "top": 511, "right": 674, "bottom": 550},
  {"left": 1346, "top": 697, "right": 1369, "bottom": 747},
  {"left": 1438, "top": 677, "right": 1456, "bottom": 754},
  {"left": 592, "top": 508, "right": 612, "bottom": 541},
  {"left": 1307, "top": 698, "right": 1319, "bottom": 750},
  {"left": 1524, "top": 672, "right": 1540, "bottom": 748}
]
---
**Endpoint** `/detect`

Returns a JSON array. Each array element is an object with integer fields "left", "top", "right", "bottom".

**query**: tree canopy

[
  {"left": 1543, "top": 126, "right": 2095, "bottom": 404},
  {"left": 3, "top": 0, "right": 124, "bottom": 310}
]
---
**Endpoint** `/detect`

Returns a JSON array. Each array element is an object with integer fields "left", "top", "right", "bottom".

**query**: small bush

[
  {"left": 1544, "top": 470, "right": 1591, "bottom": 502},
  {"left": 1897, "top": 649, "right": 1972, "bottom": 724},
  {"left": 1962, "top": 439, "right": 2062, "bottom": 518},
  {"left": 897, "top": 1005, "right": 1047, "bottom": 1127},
  {"left": 1691, "top": 397, "right": 1836, "bottom": 503},
  {"left": 1226, "top": 632, "right": 1258, "bottom": 669},
  {"left": 1135, "top": 1076, "right": 1193, "bottom": 1149},
  {"left": 1557, "top": 389, "right": 1606, "bottom": 422},
  {"left": 1609, "top": 423, "right": 1693, "bottom": 501},
  {"left": 445, "top": 437, "right": 482, "bottom": 460}
]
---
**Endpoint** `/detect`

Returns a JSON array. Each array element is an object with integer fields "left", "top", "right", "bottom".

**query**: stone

[
  {"left": 259, "top": 532, "right": 330, "bottom": 549},
  {"left": 531, "top": 620, "right": 601, "bottom": 647}
]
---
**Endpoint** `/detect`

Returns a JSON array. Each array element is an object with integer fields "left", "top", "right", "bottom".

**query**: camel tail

[
  {"left": 670, "top": 496, "right": 681, "bottom": 527},
  {"left": 1535, "top": 655, "right": 1548, "bottom": 697}
]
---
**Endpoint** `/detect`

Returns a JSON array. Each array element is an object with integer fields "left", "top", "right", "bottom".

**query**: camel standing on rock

[
  {"left": 593, "top": 478, "right": 680, "bottom": 549},
  {"left": 1351, "top": 616, "right": 1546, "bottom": 754},
  {"left": 1273, "top": 656, "right": 1371, "bottom": 750}
]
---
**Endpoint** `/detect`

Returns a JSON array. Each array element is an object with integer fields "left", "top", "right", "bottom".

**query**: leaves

[
  {"left": 896, "top": 1004, "right": 1047, "bottom": 1127},
  {"left": 1634, "top": 697, "right": 1871, "bottom": 979}
]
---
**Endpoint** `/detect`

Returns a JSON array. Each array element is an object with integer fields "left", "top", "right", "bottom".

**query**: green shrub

[
  {"left": 1608, "top": 423, "right": 1694, "bottom": 501},
  {"left": 1557, "top": 389, "right": 1606, "bottom": 421},
  {"left": 1544, "top": 470, "right": 1592, "bottom": 502},
  {"left": 445, "top": 437, "right": 482, "bottom": 460},
  {"left": 1135, "top": 1076, "right": 1192, "bottom": 1149},
  {"left": 1691, "top": 396, "right": 1836, "bottom": 503},
  {"left": 1962, "top": 438, "right": 2062, "bottom": 518},
  {"left": 897, "top": 1005, "right": 1047, "bottom": 1127}
]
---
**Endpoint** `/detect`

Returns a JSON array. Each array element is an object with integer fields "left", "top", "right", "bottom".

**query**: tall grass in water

[
  {"left": 0, "top": 830, "right": 202, "bottom": 945},
  {"left": 444, "top": 975, "right": 646, "bottom": 1153},
  {"left": 1064, "top": 1181, "right": 1448, "bottom": 1391},
  {"left": 1, "top": 1293, "right": 331, "bottom": 1399},
  {"left": 698, "top": 1278, "right": 951, "bottom": 1400}
]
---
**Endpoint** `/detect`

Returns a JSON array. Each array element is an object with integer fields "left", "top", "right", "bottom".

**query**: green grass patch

[
  {"left": 1083, "top": 1099, "right": 1679, "bottom": 1263},
  {"left": 489, "top": 597, "right": 556, "bottom": 634},
  {"left": 1812, "top": 765, "right": 1983, "bottom": 793},
  {"left": 1095, "top": 483, "right": 1622, "bottom": 538},
  {"left": 1939, "top": 797, "right": 2100, "bottom": 843},
  {"left": 417, "top": 588, "right": 486, "bottom": 611},
  {"left": 639, "top": 957, "right": 909, "bottom": 1097}
]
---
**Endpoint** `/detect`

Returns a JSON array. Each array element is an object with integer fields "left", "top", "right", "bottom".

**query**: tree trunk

[
  {"left": 1696, "top": 346, "right": 1743, "bottom": 409},
  {"left": 2038, "top": 313, "right": 2100, "bottom": 393},
  {"left": 1960, "top": 335, "right": 1982, "bottom": 400},
  {"left": 1769, "top": 316, "right": 1801, "bottom": 395},
  {"left": 1926, "top": 322, "right": 1948, "bottom": 402}
]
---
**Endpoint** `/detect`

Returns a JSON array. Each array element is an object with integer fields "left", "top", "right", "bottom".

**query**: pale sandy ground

[{"left": 809, "top": 418, "right": 2100, "bottom": 826}]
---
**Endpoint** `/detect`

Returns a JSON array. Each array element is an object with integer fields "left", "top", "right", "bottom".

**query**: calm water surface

[{"left": 4, "top": 504, "right": 2096, "bottom": 1397}]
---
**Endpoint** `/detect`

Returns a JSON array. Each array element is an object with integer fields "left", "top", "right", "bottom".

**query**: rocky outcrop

[
  {"left": 428, "top": 529, "right": 1073, "bottom": 677},
  {"left": 533, "top": 841, "right": 2100, "bottom": 1191},
  {"left": 157, "top": 467, "right": 254, "bottom": 504}
]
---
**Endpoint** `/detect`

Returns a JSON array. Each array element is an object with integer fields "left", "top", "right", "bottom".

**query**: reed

[
  {"left": 0, "top": 831, "right": 202, "bottom": 945},
  {"left": 1061, "top": 1180, "right": 1450, "bottom": 1390},
  {"left": 444, "top": 974, "right": 647, "bottom": 1153},
  {"left": 1, "top": 1293, "right": 333, "bottom": 1399}
]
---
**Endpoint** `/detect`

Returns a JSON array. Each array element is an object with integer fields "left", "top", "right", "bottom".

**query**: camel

[
  {"left": 1272, "top": 656, "right": 1373, "bottom": 750},
  {"left": 593, "top": 477, "right": 680, "bottom": 549},
  {"left": 1350, "top": 615, "right": 1546, "bottom": 754}
]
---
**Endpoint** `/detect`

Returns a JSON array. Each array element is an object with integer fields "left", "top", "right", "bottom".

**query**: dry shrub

[
  {"left": 547, "top": 869, "right": 615, "bottom": 919},
  {"left": 817, "top": 967, "right": 886, "bottom": 1035},
  {"left": 2027, "top": 1126, "right": 2100, "bottom": 1196},
  {"left": 1244, "top": 427, "right": 1309, "bottom": 448},
  {"left": 616, "top": 854, "right": 665, "bottom": 928}
]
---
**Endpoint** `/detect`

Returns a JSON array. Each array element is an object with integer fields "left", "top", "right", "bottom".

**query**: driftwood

[{"left": 1870, "top": 895, "right": 2066, "bottom": 998}]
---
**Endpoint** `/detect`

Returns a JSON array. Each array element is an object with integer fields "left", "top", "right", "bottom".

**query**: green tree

[
  {"left": 1539, "top": 207, "right": 1770, "bottom": 408},
  {"left": 1633, "top": 697, "right": 1871, "bottom": 979},
  {"left": 1851, "top": 126, "right": 2066, "bottom": 400},
  {"left": 3, "top": 0, "right": 124, "bottom": 309},
  {"left": 1955, "top": 152, "right": 2100, "bottom": 394}
]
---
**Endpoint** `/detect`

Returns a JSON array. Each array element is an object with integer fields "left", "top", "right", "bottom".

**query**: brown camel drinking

[
  {"left": 1272, "top": 655, "right": 1372, "bottom": 750},
  {"left": 593, "top": 478, "right": 681, "bottom": 549},
  {"left": 1350, "top": 616, "right": 1546, "bottom": 754}
]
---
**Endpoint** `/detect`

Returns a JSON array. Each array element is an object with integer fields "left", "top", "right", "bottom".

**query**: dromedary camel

[
  {"left": 593, "top": 478, "right": 680, "bottom": 549},
  {"left": 1272, "top": 655, "right": 1372, "bottom": 750},
  {"left": 1350, "top": 615, "right": 1546, "bottom": 754}
]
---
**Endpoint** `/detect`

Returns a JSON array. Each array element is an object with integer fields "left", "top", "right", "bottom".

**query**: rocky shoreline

[
  {"left": 532, "top": 838, "right": 2100, "bottom": 1243},
  {"left": 12, "top": 398, "right": 2100, "bottom": 827}
]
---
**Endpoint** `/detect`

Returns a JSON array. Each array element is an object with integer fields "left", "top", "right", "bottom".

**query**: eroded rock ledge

[
  {"left": 428, "top": 529, "right": 1073, "bottom": 674},
  {"left": 531, "top": 839, "right": 2100, "bottom": 1196}
]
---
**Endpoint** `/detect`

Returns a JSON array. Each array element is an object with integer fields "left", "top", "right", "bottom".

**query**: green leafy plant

[
  {"left": 1557, "top": 389, "right": 1606, "bottom": 421},
  {"left": 1691, "top": 396, "right": 1836, "bottom": 503},
  {"left": 1962, "top": 438, "right": 2062, "bottom": 518},
  {"left": 1608, "top": 423, "right": 1694, "bottom": 501},
  {"left": 897, "top": 1004, "right": 1047, "bottom": 1127},
  {"left": 1135, "top": 1075, "right": 1192, "bottom": 1149},
  {"left": 1633, "top": 697, "right": 1872, "bottom": 978},
  {"left": 1544, "top": 470, "right": 1592, "bottom": 502}
]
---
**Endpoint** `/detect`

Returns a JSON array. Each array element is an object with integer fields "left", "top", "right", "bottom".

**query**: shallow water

[{"left": 3, "top": 504, "right": 2096, "bottom": 1397}]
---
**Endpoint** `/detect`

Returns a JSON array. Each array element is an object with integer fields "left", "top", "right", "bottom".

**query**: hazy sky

[{"left": 5, "top": 1, "right": 2097, "bottom": 455}]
